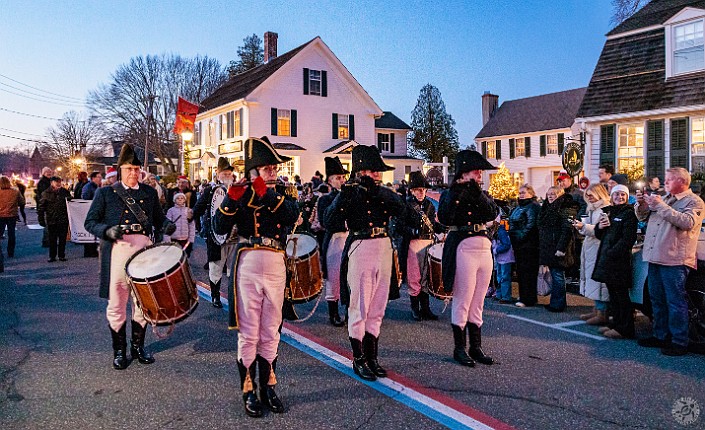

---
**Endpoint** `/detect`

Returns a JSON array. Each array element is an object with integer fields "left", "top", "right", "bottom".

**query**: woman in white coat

[{"left": 572, "top": 183, "right": 610, "bottom": 325}]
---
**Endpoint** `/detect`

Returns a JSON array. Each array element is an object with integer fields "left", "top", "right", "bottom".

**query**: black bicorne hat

[
  {"left": 324, "top": 156, "right": 349, "bottom": 179},
  {"left": 351, "top": 144, "right": 394, "bottom": 173},
  {"left": 217, "top": 156, "right": 234, "bottom": 172},
  {"left": 244, "top": 136, "right": 292, "bottom": 173},
  {"left": 117, "top": 144, "right": 142, "bottom": 167},
  {"left": 454, "top": 150, "right": 496, "bottom": 175},
  {"left": 407, "top": 171, "right": 430, "bottom": 189}
]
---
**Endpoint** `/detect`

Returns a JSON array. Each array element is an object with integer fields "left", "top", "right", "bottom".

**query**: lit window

[
  {"left": 277, "top": 109, "right": 291, "bottom": 137},
  {"left": 338, "top": 115, "right": 349, "bottom": 139},
  {"left": 278, "top": 156, "right": 299, "bottom": 179},
  {"left": 617, "top": 124, "right": 644, "bottom": 172},
  {"left": 674, "top": 20, "right": 705, "bottom": 75},
  {"left": 547, "top": 135, "right": 558, "bottom": 155},
  {"left": 486, "top": 141, "right": 496, "bottom": 158},
  {"left": 233, "top": 110, "right": 241, "bottom": 136},
  {"left": 692, "top": 117, "right": 705, "bottom": 172},
  {"left": 515, "top": 137, "right": 525, "bottom": 157},
  {"left": 309, "top": 70, "right": 321, "bottom": 96}
]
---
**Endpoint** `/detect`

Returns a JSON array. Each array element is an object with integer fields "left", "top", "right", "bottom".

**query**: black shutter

[
  {"left": 390, "top": 132, "right": 395, "bottom": 153},
  {"left": 271, "top": 108, "right": 278, "bottom": 136},
  {"left": 481, "top": 141, "right": 487, "bottom": 157},
  {"left": 646, "top": 119, "right": 664, "bottom": 179},
  {"left": 599, "top": 125, "right": 616, "bottom": 166},
  {"left": 509, "top": 138, "right": 515, "bottom": 159},
  {"left": 557, "top": 133, "right": 565, "bottom": 155},
  {"left": 291, "top": 109, "right": 297, "bottom": 137},
  {"left": 525, "top": 136, "right": 531, "bottom": 158},
  {"left": 670, "top": 118, "right": 689, "bottom": 170},
  {"left": 238, "top": 108, "right": 243, "bottom": 136},
  {"left": 303, "top": 68, "right": 309, "bottom": 95},
  {"left": 495, "top": 140, "right": 501, "bottom": 160},
  {"left": 540, "top": 135, "right": 546, "bottom": 156},
  {"left": 332, "top": 113, "right": 338, "bottom": 139},
  {"left": 378, "top": 133, "right": 384, "bottom": 151},
  {"left": 322, "top": 71, "right": 327, "bottom": 97},
  {"left": 349, "top": 114, "right": 355, "bottom": 140}
]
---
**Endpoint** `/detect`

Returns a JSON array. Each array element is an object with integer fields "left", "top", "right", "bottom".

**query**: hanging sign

[{"left": 562, "top": 142, "right": 583, "bottom": 177}]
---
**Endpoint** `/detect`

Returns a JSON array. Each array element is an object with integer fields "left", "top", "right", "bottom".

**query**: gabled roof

[
  {"left": 375, "top": 112, "right": 411, "bottom": 130},
  {"left": 475, "top": 88, "right": 587, "bottom": 139},
  {"left": 607, "top": 0, "right": 705, "bottom": 36},
  {"left": 200, "top": 38, "right": 316, "bottom": 112}
]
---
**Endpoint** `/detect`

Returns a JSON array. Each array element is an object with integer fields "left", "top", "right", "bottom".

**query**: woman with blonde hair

[{"left": 573, "top": 183, "right": 610, "bottom": 324}]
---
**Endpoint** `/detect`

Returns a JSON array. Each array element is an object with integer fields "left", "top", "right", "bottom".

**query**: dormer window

[{"left": 673, "top": 20, "right": 704, "bottom": 74}]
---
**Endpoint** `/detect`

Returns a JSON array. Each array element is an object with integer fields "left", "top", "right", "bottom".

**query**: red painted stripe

[{"left": 196, "top": 281, "right": 227, "bottom": 299}]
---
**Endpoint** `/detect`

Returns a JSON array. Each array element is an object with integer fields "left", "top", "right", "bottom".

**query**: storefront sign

[
  {"left": 562, "top": 141, "right": 583, "bottom": 177},
  {"left": 219, "top": 140, "right": 243, "bottom": 155}
]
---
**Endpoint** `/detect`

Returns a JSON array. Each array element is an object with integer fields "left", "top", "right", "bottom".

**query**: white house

[
  {"left": 577, "top": 0, "right": 705, "bottom": 182},
  {"left": 189, "top": 32, "right": 423, "bottom": 183},
  {"left": 474, "top": 88, "right": 587, "bottom": 197}
]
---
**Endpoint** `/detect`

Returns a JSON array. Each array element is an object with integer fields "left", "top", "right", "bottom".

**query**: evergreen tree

[
  {"left": 409, "top": 84, "right": 460, "bottom": 163},
  {"left": 228, "top": 34, "right": 264, "bottom": 78},
  {"left": 488, "top": 162, "right": 518, "bottom": 202}
]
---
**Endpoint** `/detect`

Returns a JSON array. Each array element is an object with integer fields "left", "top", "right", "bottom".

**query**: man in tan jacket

[{"left": 635, "top": 167, "right": 705, "bottom": 356}]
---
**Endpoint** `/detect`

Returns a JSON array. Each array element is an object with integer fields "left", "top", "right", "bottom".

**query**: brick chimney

[
  {"left": 264, "top": 31, "right": 278, "bottom": 63},
  {"left": 481, "top": 91, "right": 499, "bottom": 126}
]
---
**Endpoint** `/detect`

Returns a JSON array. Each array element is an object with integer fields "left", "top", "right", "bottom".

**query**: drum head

[
  {"left": 127, "top": 243, "right": 184, "bottom": 280},
  {"left": 210, "top": 185, "right": 229, "bottom": 246},
  {"left": 286, "top": 233, "right": 317, "bottom": 258},
  {"left": 428, "top": 243, "right": 444, "bottom": 260}
]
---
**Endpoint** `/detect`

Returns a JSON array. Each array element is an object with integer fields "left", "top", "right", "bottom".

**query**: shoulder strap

[{"left": 112, "top": 183, "right": 150, "bottom": 227}]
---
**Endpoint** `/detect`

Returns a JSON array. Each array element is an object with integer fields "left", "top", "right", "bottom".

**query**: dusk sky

[{"left": 0, "top": 0, "right": 616, "bottom": 152}]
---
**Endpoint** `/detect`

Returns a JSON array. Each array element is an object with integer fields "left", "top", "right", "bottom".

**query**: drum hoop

[
  {"left": 125, "top": 242, "right": 187, "bottom": 282},
  {"left": 286, "top": 233, "right": 318, "bottom": 260}
]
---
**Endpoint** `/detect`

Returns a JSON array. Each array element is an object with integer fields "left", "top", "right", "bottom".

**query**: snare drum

[
  {"left": 427, "top": 243, "right": 452, "bottom": 300},
  {"left": 125, "top": 243, "right": 199, "bottom": 326},
  {"left": 285, "top": 233, "right": 323, "bottom": 304}
]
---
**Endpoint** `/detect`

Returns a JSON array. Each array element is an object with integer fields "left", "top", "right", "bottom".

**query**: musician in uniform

[
  {"left": 324, "top": 145, "right": 405, "bottom": 381},
  {"left": 193, "top": 157, "right": 235, "bottom": 308},
  {"left": 437, "top": 150, "right": 499, "bottom": 367},
  {"left": 85, "top": 144, "right": 175, "bottom": 370},
  {"left": 399, "top": 171, "right": 446, "bottom": 321},
  {"left": 317, "top": 156, "right": 349, "bottom": 327},
  {"left": 213, "top": 137, "right": 298, "bottom": 418}
]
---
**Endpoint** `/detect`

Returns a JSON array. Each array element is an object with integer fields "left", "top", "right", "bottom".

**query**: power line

[
  {"left": 0, "top": 107, "right": 60, "bottom": 121},
  {"left": 0, "top": 133, "right": 47, "bottom": 144},
  {"left": 0, "top": 81, "right": 85, "bottom": 104},
  {"left": 0, "top": 87, "right": 86, "bottom": 107},
  {"left": 0, "top": 73, "right": 85, "bottom": 102},
  {"left": 0, "top": 127, "right": 46, "bottom": 138}
]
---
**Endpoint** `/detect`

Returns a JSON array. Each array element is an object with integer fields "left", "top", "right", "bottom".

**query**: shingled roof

[
  {"left": 375, "top": 111, "right": 411, "bottom": 130},
  {"left": 607, "top": 0, "right": 705, "bottom": 36},
  {"left": 200, "top": 38, "right": 316, "bottom": 112},
  {"left": 475, "top": 88, "right": 587, "bottom": 139}
]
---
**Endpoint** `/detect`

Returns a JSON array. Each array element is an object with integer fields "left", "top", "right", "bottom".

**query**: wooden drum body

[
  {"left": 427, "top": 243, "right": 452, "bottom": 300},
  {"left": 285, "top": 233, "right": 323, "bottom": 304}
]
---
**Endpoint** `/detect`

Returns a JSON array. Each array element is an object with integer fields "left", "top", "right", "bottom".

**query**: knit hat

[
  {"left": 610, "top": 174, "right": 629, "bottom": 185},
  {"left": 173, "top": 192, "right": 186, "bottom": 202},
  {"left": 105, "top": 167, "right": 117, "bottom": 179},
  {"left": 610, "top": 184, "right": 630, "bottom": 197}
]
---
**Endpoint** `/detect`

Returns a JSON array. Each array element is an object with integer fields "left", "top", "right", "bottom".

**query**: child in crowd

[
  {"left": 166, "top": 193, "right": 195, "bottom": 256},
  {"left": 492, "top": 208, "right": 516, "bottom": 304}
]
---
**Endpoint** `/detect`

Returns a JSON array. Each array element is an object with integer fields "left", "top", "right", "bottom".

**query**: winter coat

[
  {"left": 591, "top": 203, "right": 638, "bottom": 287},
  {"left": 508, "top": 197, "right": 540, "bottom": 251},
  {"left": 192, "top": 183, "right": 225, "bottom": 262},
  {"left": 578, "top": 200, "right": 609, "bottom": 301},
  {"left": 73, "top": 180, "right": 88, "bottom": 199},
  {"left": 538, "top": 193, "right": 577, "bottom": 269},
  {"left": 0, "top": 188, "right": 25, "bottom": 218},
  {"left": 492, "top": 222, "right": 515, "bottom": 264},
  {"left": 37, "top": 187, "right": 71, "bottom": 225},
  {"left": 81, "top": 181, "right": 99, "bottom": 200},
  {"left": 166, "top": 205, "right": 195, "bottom": 242},
  {"left": 35, "top": 176, "right": 50, "bottom": 200}
]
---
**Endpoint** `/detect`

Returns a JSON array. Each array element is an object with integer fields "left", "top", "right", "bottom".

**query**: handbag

[{"left": 537, "top": 265, "right": 552, "bottom": 296}]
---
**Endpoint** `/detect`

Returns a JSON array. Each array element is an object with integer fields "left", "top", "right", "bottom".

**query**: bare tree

[
  {"left": 42, "top": 111, "right": 104, "bottom": 173},
  {"left": 611, "top": 0, "right": 648, "bottom": 25},
  {"left": 87, "top": 54, "right": 226, "bottom": 173}
]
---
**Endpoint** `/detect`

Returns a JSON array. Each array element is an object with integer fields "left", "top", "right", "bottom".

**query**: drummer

[
  {"left": 85, "top": 144, "right": 175, "bottom": 370},
  {"left": 399, "top": 171, "right": 446, "bottom": 321},
  {"left": 324, "top": 145, "right": 405, "bottom": 381},
  {"left": 317, "top": 156, "right": 349, "bottom": 327},
  {"left": 193, "top": 157, "right": 235, "bottom": 308},
  {"left": 213, "top": 137, "right": 298, "bottom": 418},
  {"left": 437, "top": 150, "right": 499, "bottom": 367}
]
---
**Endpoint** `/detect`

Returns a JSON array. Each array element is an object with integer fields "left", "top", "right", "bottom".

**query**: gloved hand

[
  {"left": 105, "top": 225, "right": 124, "bottom": 241},
  {"left": 358, "top": 175, "right": 379, "bottom": 195},
  {"left": 227, "top": 184, "right": 246, "bottom": 200},
  {"left": 164, "top": 222, "right": 176, "bottom": 235},
  {"left": 252, "top": 176, "right": 268, "bottom": 197},
  {"left": 555, "top": 250, "right": 566, "bottom": 258}
]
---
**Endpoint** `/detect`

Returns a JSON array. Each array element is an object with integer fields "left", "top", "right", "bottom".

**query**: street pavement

[{"left": 1, "top": 209, "right": 704, "bottom": 430}]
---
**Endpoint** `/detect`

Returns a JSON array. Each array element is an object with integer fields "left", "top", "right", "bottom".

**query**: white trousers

[
  {"left": 325, "top": 232, "right": 348, "bottom": 301},
  {"left": 406, "top": 239, "right": 433, "bottom": 297},
  {"left": 107, "top": 234, "right": 152, "bottom": 331},
  {"left": 451, "top": 236, "right": 493, "bottom": 327},
  {"left": 208, "top": 243, "right": 234, "bottom": 284}
]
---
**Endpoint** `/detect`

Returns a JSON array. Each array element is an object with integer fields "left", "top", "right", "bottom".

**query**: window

[
  {"left": 692, "top": 117, "right": 705, "bottom": 172},
  {"left": 233, "top": 110, "right": 241, "bottom": 136},
  {"left": 278, "top": 156, "right": 299, "bottom": 179},
  {"left": 195, "top": 122, "right": 202, "bottom": 146},
  {"left": 338, "top": 114, "right": 349, "bottom": 139},
  {"left": 515, "top": 137, "right": 525, "bottom": 157},
  {"left": 513, "top": 172, "right": 524, "bottom": 190},
  {"left": 617, "top": 124, "right": 644, "bottom": 171},
  {"left": 673, "top": 20, "right": 704, "bottom": 75},
  {"left": 405, "top": 166, "right": 412, "bottom": 175},
  {"left": 220, "top": 112, "right": 229, "bottom": 140},
  {"left": 546, "top": 134, "right": 558, "bottom": 155},
  {"left": 277, "top": 109, "right": 291, "bottom": 137},
  {"left": 485, "top": 141, "right": 496, "bottom": 158},
  {"left": 378, "top": 133, "right": 390, "bottom": 151},
  {"left": 309, "top": 70, "right": 321, "bottom": 96}
]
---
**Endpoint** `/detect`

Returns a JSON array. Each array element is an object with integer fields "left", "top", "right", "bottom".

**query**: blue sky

[{"left": 0, "top": 0, "right": 615, "bottom": 152}]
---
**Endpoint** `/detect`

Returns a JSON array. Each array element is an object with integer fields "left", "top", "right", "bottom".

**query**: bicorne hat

[
  {"left": 454, "top": 150, "right": 495, "bottom": 175},
  {"left": 244, "top": 136, "right": 292, "bottom": 173},
  {"left": 117, "top": 144, "right": 142, "bottom": 167},
  {"left": 217, "top": 156, "right": 234, "bottom": 172},
  {"left": 351, "top": 145, "right": 394, "bottom": 173},
  {"left": 324, "top": 156, "right": 349, "bottom": 179},
  {"left": 407, "top": 171, "right": 430, "bottom": 189}
]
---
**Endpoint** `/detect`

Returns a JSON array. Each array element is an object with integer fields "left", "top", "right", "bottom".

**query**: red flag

[{"left": 174, "top": 96, "right": 200, "bottom": 135}]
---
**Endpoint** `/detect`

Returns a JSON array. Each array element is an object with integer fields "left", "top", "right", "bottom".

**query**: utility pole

[{"left": 144, "top": 95, "right": 157, "bottom": 172}]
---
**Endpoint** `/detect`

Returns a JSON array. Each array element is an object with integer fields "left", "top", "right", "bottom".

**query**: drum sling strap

[{"left": 112, "top": 183, "right": 150, "bottom": 233}]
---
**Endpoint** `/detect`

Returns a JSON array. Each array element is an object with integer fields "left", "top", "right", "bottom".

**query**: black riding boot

[
  {"left": 467, "top": 323, "right": 494, "bottom": 365},
  {"left": 257, "top": 355, "right": 284, "bottom": 413},
  {"left": 110, "top": 324, "right": 129, "bottom": 370},
  {"left": 327, "top": 300, "right": 345, "bottom": 327},
  {"left": 409, "top": 295, "right": 422, "bottom": 321},
  {"left": 282, "top": 300, "right": 299, "bottom": 321},
  {"left": 419, "top": 292, "right": 438, "bottom": 320},
  {"left": 363, "top": 332, "right": 387, "bottom": 378},
  {"left": 237, "top": 359, "right": 263, "bottom": 418},
  {"left": 130, "top": 320, "right": 155, "bottom": 364},
  {"left": 349, "top": 337, "right": 376, "bottom": 381},
  {"left": 210, "top": 279, "right": 223, "bottom": 308},
  {"left": 452, "top": 324, "right": 475, "bottom": 367}
]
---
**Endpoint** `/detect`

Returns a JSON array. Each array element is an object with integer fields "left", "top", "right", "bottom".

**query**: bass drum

[
  {"left": 427, "top": 243, "right": 452, "bottom": 300},
  {"left": 210, "top": 185, "right": 229, "bottom": 246}
]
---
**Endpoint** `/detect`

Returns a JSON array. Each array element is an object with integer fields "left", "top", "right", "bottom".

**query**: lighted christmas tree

[{"left": 488, "top": 162, "right": 518, "bottom": 201}]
